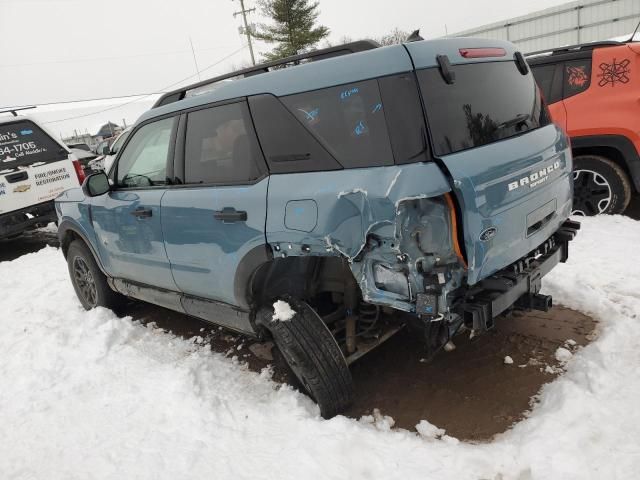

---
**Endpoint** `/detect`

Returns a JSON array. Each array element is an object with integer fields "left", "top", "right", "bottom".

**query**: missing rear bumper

[{"left": 458, "top": 221, "right": 579, "bottom": 331}]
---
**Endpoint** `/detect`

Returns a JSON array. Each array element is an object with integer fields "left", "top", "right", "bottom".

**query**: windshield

[
  {"left": 0, "top": 120, "right": 67, "bottom": 171},
  {"left": 418, "top": 61, "right": 551, "bottom": 156}
]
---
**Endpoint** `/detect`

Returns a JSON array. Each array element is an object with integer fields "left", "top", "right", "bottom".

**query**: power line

[
  {"left": 0, "top": 45, "right": 240, "bottom": 68},
  {"left": 42, "top": 44, "right": 248, "bottom": 125},
  {"left": 2, "top": 92, "right": 165, "bottom": 111}
]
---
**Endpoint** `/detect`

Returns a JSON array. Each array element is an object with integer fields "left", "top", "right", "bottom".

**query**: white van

[{"left": 0, "top": 114, "right": 84, "bottom": 239}]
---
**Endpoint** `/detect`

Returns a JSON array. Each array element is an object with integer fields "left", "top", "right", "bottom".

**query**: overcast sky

[{"left": 0, "top": 0, "right": 573, "bottom": 136}]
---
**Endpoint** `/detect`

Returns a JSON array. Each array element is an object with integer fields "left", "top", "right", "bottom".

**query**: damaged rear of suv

[{"left": 57, "top": 38, "right": 578, "bottom": 418}]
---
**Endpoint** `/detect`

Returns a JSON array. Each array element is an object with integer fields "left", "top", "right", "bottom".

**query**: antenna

[{"left": 628, "top": 18, "right": 640, "bottom": 43}]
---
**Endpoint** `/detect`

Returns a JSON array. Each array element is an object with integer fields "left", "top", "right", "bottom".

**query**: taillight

[
  {"left": 72, "top": 159, "right": 86, "bottom": 184},
  {"left": 459, "top": 47, "right": 506, "bottom": 58}
]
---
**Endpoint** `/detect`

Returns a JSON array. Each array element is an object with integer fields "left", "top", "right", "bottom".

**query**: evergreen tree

[{"left": 252, "top": 0, "right": 329, "bottom": 61}]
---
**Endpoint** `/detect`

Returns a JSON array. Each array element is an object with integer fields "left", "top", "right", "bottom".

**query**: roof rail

[
  {"left": 152, "top": 40, "right": 380, "bottom": 108},
  {"left": 0, "top": 106, "right": 36, "bottom": 117},
  {"left": 525, "top": 40, "right": 623, "bottom": 58}
]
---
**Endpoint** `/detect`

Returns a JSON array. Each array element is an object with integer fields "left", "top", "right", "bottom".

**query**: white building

[{"left": 452, "top": 0, "right": 640, "bottom": 53}]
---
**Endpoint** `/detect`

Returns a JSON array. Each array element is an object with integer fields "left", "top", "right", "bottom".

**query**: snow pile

[
  {"left": 1, "top": 215, "right": 640, "bottom": 479},
  {"left": 271, "top": 300, "right": 296, "bottom": 322},
  {"left": 554, "top": 347, "right": 573, "bottom": 363}
]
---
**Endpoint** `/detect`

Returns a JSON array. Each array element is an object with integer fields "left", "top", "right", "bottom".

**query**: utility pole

[{"left": 233, "top": 0, "right": 256, "bottom": 65}]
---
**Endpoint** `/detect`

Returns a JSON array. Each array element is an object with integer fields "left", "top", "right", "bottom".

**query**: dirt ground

[{"left": 118, "top": 300, "right": 595, "bottom": 441}]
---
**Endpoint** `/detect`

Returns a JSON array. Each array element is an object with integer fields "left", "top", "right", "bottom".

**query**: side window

[
  {"left": 563, "top": 59, "right": 592, "bottom": 99},
  {"left": 248, "top": 94, "right": 342, "bottom": 174},
  {"left": 378, "top": 73, "right": 429, "bottom": 164},
  {"left": 531, "top": 64, "right": 556, "bottom": 102},
  {"left": 116, "top": 117, "right": 175, "bottom": 188},
  {"left": 184, "top": 102, "right": 265, "bottom": 184},
  {"left": 281, "top": 80, "right": 394, "bottom": 168}
]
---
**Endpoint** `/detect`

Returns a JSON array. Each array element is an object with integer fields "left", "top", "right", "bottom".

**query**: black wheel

[
  {"left": 67, "top": 240, "right": 124, "bottom": 310},
  {"left": 257, "top": 297, "right": 353, "bottom": 418},
  {"left": 572, "top": 155, "right": 631, "bottom": 215}
]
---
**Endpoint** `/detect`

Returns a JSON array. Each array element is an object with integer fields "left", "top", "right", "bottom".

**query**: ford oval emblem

[{"left": 479, "top": 227, "right": 498, "bottom": 242}]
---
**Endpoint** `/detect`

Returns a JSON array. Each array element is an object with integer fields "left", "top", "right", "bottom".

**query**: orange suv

[{"left": 528, "top": 40, "right": 639, "bottom": 215}]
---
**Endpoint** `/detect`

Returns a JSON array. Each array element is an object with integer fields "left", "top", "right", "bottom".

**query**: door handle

[
  {"left": 130, "top": 207, "right": 152, "bottom": 219},
  {"left": 213, "top": 207, "right": 247, "bottom": 223}
]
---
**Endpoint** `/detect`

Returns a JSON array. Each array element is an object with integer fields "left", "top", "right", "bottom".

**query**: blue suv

[{"left": 56, "top": 38, "right": 579, "bottom": 418}]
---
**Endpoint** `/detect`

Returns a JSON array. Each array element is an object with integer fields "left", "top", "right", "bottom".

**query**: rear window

[
  {"left": 563, "top": 59, "right": 592, "bottom": 99},
  {"left": 418, "top": 61, "right": 551, "bottom": 156},
  {"left": 281, "top": 80, "right": 394, "bottom": 168},
  {"left": 531, "top": 64, "right": 556, "bottom": 102},
  {"left": 0, "top": 120, "right": 67, "bottom": 170}
]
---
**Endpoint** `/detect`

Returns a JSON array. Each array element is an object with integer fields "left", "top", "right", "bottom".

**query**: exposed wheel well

[
  {"left": 249, "top": 256, "right": 357, "bottom": 310},
  {"left": 573, "top": 145, "right": 636, "bottom": 192}
]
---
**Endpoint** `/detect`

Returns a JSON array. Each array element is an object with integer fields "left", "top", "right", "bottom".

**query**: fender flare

[
  {"left": 232, "top": 244, "right": 273, "bottom": 310},
  {"left": 57, "top": 219, "right": 109, "bottom": 276},
  {"left": 571, "top": 134, "right": 640, "bottom": 191}
]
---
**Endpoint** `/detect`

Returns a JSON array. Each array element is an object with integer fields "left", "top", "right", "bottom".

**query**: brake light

[
  {"left": 72, "top": 159, "right": 86, "bottom": 184},
  {"left": 459, "top": 47, "right": 506, "bottom": 58}
]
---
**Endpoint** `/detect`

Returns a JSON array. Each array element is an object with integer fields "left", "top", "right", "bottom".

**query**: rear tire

[
  {"left": 67, "top": 240, "right": 124, "bottom": 310},
  {"left": 257, "top": 297, "right": 353, "bottom": 418},
  {"left": 572, "top": 155, "right": 631, "bottom": 215}
]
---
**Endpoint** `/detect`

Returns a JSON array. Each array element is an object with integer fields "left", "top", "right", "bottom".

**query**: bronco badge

[{"left": 508, "top": 161, "right": 560, "bottom": 192}]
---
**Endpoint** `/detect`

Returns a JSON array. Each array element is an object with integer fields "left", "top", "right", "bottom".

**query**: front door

[
  {"left": 92, "top": 116, "right": 178, "bottom": 291},
  {"left": 161, "top": 101, "right": 269, "bottom": 307}
]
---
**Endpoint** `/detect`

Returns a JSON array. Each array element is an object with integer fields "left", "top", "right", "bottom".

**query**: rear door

[
  {"left": 406, "top": 42, "right": 573, "bottom": 284},
  {"left": 161, "top": 101, "right": 269, "bottom": 308},
  {"left": 0, "top": 119, "right": 78, "bottom": 215}
]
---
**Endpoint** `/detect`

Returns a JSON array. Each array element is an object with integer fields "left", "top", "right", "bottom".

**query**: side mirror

[
  {"left": 102, "top": 145, "right": 110, "bottom": 155},
  {"left": 82, "top": 172, "right": 111, "bottom": 197}
]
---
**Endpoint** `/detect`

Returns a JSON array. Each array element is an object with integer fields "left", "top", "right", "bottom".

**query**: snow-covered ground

[{"left": 1, "top": 215, "right": 639, "bottom": 479}]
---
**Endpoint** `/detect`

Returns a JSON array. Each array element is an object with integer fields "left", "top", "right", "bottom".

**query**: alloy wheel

[
  {"left": 73, "top": 256, "right": 98, "bottom": 307},
  {"left": 572, "top": 169, "right": 612, "bottom": 215}
]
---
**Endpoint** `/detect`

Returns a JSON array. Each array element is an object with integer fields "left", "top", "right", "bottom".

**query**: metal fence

[{"left": 452, "top": 0, "right": 640, "bottom": 52}]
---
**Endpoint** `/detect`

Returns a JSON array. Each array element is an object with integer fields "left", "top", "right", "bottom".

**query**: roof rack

[
  {"left": 0, "top": 106, "right": 36, "bottom": 117},
  {"left": 525, "top": 40, "right": 623, "bottom": 58},
  {"left": 152, "top": 40, "right": 380, "bottom": 108}
]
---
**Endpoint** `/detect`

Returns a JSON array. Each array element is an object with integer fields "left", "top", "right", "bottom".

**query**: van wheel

[
  {"left": 67, "top": 240, "right": 124, "bottom": 310},
  {"left": 257, "top": 297, "right": 353, "bottom": 418},
  {"left": 572, "top": 155, "right": 631, "bottom": 215}
]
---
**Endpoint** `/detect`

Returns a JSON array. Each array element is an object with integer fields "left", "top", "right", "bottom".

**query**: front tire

[
  {"left": 572, "top": 155, "right": 631, "bottom": 215},
  {"left": 67, "top": 240, "right": 124, "bottom": 310},
  {"left": 257, "top": 297, "right": 353, "bottom": 418}
]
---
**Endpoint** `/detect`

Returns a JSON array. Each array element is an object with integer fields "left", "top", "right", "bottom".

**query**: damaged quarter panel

[{"left": 266, "top": 162, "right": 458, "bottom": 312}]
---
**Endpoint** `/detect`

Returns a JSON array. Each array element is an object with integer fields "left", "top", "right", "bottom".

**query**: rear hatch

[
  {"left": 405, "top": 40, "right": 573, "bottom": 284},
  {"left": 0, "top": 118, "right": 81, "bottom": 215}
]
